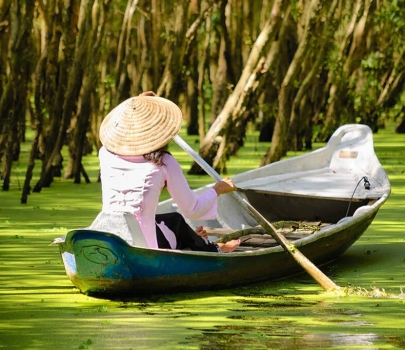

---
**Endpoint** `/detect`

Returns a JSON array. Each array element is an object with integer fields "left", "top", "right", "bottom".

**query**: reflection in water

[
  {"left": 186, "top": 296, "right": 383, "bottom": 349},
  {"left": 192, "top": 327, "right": 379, "bottom": 349},
  {"left": 301, "top": 333, "right": 379, "bottom": 348},
  {"left": 85, "top": 287, "right": 404, "bottom": 349}
]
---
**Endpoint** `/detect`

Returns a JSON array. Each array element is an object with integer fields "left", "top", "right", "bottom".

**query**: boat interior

[
  {"left": 158, "top": 125, "right": 390, "bottom": 253},
  {"left": 204, "top": 220, "right": 331, "bottom": 252}
]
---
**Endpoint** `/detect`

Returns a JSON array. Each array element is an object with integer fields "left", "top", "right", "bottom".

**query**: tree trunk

[
  {"left": 184, "top": 47, "right": 199, "bottom": 135},
  {"left": 33, "top": 0, "right": 81, "bottom": 192},
  {"left": 1, "top": 0, "right": 34, "bottom": 191},
  {"left": 197, "top": 14, "right": 212, "bottom": 141},
  {"left": 321, "top": 0, "right": 372, "bottom": 137},
  {"left": 287, "top": 0, "right": 339, "bottom": 151},
  {"left": 156, "top": 1, "right": 190, "bottom": 101},
  {"left": 262, "top": 0, "right": 320, "bottom": 165},
  {"left": 212, "top": 58, "right": 267, "bottom": 169},
  {"left": 208, "top": 0, "right": 229, "bottom": 126},
  {"left": 68, "top": 0, "right": 110, "bottom": 184},
  {"left": 188, "top": 0, "right": 284, "bottom": 174},
  {"left": 395, "top": 113, "right": 405, "bottom": 133},
  {"left": 21, "top": 126, "right": 41, "bottom": 203},
  {"left": 114, "top": 0, "right": 139, "bottom": 105},
  {"left": 183, "top": 2, "right": 215, "bottom": 135}
]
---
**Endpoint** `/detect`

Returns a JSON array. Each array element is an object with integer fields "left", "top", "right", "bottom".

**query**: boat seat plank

[
  {"left": 241, "top": 237, "right": 277, "bottom": 247},
  {"left": 204, "top": 221, "right": 325, "bottom": 238},
  {"left": 235, "top": 233, "right": 310, "bottom": 251},
  {"left": 203, "top": 221, "right": 330, "bottom": 252}
]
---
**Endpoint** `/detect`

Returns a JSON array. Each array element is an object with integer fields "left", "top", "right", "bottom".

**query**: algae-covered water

[{"left": 0, "top": 125, "right": 404, "bottom": 349}]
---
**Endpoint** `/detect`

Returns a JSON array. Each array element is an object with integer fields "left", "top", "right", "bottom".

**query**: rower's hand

[
  {"left": 213, "top": 177, "right": 237, "bottom": 195},
  {"left": 195, "top": 226, "right": 208, "bottom": 239}
]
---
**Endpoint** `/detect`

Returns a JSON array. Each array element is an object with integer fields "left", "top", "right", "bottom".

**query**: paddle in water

[{"left": 173, "top": 135, "right": 340, "bottom": 292}]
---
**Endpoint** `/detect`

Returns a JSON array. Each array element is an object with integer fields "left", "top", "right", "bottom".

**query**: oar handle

[
  {"left": 174, "top": 135, "right": 222, "bottom": 182},
  {"left": 173, "top": 136, "right": 252, "bottom": 209}
]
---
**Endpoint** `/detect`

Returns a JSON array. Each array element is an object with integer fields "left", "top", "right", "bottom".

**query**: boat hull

[{"left": 59, "top": 208, "right": 378, "bottom": 297}]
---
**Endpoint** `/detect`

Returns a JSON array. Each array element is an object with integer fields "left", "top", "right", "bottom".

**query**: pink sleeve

[{"left": 163, "top": 154, "right": 218, "bottom": 220}]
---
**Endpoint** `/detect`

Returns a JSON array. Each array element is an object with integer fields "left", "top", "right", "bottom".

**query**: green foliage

[
  {"left": 290, "top": 0, "right": 303, "bottom": 21},
  {"left": 374, "top": 0, "right": 405, "bottom": 42}
]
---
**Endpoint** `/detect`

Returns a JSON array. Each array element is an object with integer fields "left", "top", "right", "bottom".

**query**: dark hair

[{"left": 143, "top": 146, "right": 170, "bottom": 166}]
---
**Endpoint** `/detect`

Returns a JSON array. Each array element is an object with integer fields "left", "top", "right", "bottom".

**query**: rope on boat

[{"left": 345, "top": 176, "right": 371, "bottom": 217}]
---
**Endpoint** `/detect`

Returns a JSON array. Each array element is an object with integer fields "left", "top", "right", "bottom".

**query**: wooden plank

[
  {"left": 205, "top": 221, "right": 327, "bottom": 238},
  {"left": 208, "top": 221, "right": 331, "bottom": 250}
]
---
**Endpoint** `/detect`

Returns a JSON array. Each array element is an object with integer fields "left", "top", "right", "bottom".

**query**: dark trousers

[{"left": 155, "top": 212, "right": 219, "bottom": 252}]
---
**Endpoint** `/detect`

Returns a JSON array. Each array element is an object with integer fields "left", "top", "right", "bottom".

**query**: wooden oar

[{"left": 173, "top": 135, "right": 340, "bottom": 292}]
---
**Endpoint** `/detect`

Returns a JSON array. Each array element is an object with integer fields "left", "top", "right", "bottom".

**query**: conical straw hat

[{"left": 99, "top": 96, "right": 183, "bottom": 156}]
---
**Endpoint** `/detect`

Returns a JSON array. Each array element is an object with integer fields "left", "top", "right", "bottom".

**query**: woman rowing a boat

[{"left": 93, "top": 91, "right": 241, "bottom": 253}]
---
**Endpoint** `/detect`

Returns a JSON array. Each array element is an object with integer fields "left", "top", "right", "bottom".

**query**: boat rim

[{"left": 69, "top": 191, "right": 389, "bottom": 259}]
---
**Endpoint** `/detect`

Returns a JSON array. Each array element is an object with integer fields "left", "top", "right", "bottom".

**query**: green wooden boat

[{"left": 54, "top": 124, "right": 390, "bottom": 297}]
